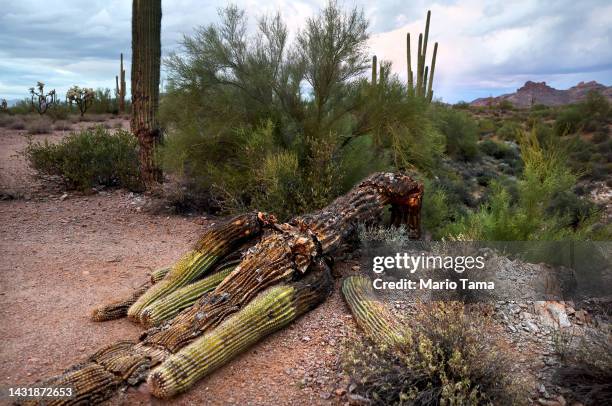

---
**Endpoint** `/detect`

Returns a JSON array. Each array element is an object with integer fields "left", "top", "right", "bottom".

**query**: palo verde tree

[
  {"left": 66, "top": 86, "right": 95, "bottom": 116},
  {"left": 29, "top": 81, "right": 57, "bottom": 115},
  {"left": 131, "top": 0, "right": 162, "bottom": 188}
]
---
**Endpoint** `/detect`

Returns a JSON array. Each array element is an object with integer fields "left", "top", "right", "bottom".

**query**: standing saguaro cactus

[
  {"left": 29, "top": 82, "right": 57, "bottom": 115},
  {"left": 116, "top": 53, "right": 127, "bottom": 113},
  {"left": 407, "top": 10, "right": 438, "bottom": 102},
  {"left": 131, "top": 0, "right": 162, "bottom": 188}
]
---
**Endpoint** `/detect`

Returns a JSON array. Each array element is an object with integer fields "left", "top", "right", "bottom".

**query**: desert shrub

[
  {"left": 591, "top": 130, "right": 609, "bottom": 144},
  {"left": 53, "top": 120, "right": 72, "bottom": 131},
  {"left": 497, "top": 99, "right": 513, "bottom": 111},
  {"left": 26, "top": 116, "right": 53, "bottom": 134},
  {"left": 344, "top": 302, "right": 522, "bottom": 405},
  {"left": 421, "top": 180, "right": 459, "bottom": 239},
  {"left": 477, "top": 118, "right": 496, "bottom": 135},
  {"left": 553, "top": 329, "right": 612, "bottom": 405},
  {"left": 47, "top": 103, "right": 71, "bottom": 121},
  {"left": 8, "top": 99, "right": 33, "bottom": 115},
  {"left": 88, "top": 88, "right": 118, "bottom": 115},
  {"left": 449, "top": 130, "right": 602, "bottom": 240},
  {"left": 0, "top": 114, "right": 14, "bottom": 127},
  {"left": 554, "top": 106, "right": 582, "bottom": 136},
  {"left": 433, "top": 106, "right": 479, "bottom": 161},
  {"left": 479, "top": 139, "right": 519, "bottom": 161},
  {"left": 25, "top": 126, "right": 141, "bottom": 191},
  {"left": 454, "top": 101, "right": 470, "bottom": 109},
  {"left": 8, "top": 117, "right": 26, "bottom": 130},
  {"left": 496, "top": 121, "right": 522, "bottom": 140}
]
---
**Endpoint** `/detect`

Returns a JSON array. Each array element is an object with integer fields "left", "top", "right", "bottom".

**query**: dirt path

[{"left": 0, "top": 123, "right": 354, "bottom": 405}]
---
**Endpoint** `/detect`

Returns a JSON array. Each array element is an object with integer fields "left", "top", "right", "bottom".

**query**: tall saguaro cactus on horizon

[
  {"left": 131, "top": 0, "right": 162, "bottom": 188},
  {"left": 407, "top": 10, "right": 438, "bottom": 102},
  {"left": 116, "top": 53, "right": 126, "bottom": 114}
]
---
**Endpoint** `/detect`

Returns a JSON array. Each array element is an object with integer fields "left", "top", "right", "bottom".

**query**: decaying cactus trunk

[{"left": 24, "top": 172, "right": 423, "bottom": 405}]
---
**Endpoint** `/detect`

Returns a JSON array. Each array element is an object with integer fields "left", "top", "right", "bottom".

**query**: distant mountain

[{"left": 470, "top": 81, "right": 612, "bottom": 108}]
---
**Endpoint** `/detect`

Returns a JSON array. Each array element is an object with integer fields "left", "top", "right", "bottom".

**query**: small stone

[
  {"left": 320, "top": 392, "right": 331, "bottom": 400},
  {"left": 335, "top": 388, "right": 347, "bottom": 396},
  {"left": 82, "top": 270, "right": 90, "bottom": 275},
  {"left": 60, "top": 193, "right": 68, "bottom": 201},
  {"left": 302, "top": 336, "right": 311, "bottom": 342}
]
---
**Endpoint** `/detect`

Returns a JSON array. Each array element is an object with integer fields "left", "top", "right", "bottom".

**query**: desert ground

[
  {"left": 0, "top": 119, "right": 358, "bottom": 405},
  {"left": 0, "top": 118, "right": 597, "bottom": 406}
]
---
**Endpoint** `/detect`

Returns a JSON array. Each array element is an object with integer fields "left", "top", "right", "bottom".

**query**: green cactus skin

[
  {"left": 407, "top": 33, "right": 413, "bottom": 96},
  {"left": 127, "top": 213, "right": 263, "bottom": 323},
  {"left": 406, "top": 10, "right": 437, "bottom": 101},
  {"left": 371, "top": 55, "right": 377, "bottom": 85},
  {"left": 150, "top": 265, "right": 171, "bottom": 283},
  {"left": 426, "top": 42, "right": 438, "bottom": 102},
  {"left": 115, "top": 53, "right": 126, "bottom": 113},
  {"left": 342, "top": 276, "right": 405, "bottom": 346},
  {"left": 140, "top": 266, "right": 234, "bottom": 327},
  {"left": 148, "top": 268, "right": 332, "bottom": 399}
]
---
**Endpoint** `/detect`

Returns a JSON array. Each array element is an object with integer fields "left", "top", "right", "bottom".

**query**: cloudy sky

[{"left": 1, "top": 0, "right": 611, "bottom": 103}]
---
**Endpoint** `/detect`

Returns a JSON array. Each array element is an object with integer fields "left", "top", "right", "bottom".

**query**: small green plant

[
  {"left": 66, "top": 86, "right": 95, "bottom": 116},
  {"left": 25, "top": 126, "right": 141, "bottom": 191},
  {"left": 29, "top": 82, "right": 57, "bottom": 115}
]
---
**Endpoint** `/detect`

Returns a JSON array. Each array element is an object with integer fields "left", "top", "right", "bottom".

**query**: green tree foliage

[{"left": 160, "top": 2, "right": 443, "bottom": 218}]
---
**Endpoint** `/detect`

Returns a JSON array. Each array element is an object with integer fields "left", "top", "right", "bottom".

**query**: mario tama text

[{"left": 371, "top": 252, "right": 495, "bottom": 291}]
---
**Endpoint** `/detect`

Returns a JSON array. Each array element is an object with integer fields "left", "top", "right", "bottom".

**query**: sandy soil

[{"left": 0, "top": 121, "right": 355, "bottom": 405}]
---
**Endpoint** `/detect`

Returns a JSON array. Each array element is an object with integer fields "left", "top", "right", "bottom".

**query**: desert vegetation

[{"left": 0, "top": 1, "right": 610, "bottom": 405}]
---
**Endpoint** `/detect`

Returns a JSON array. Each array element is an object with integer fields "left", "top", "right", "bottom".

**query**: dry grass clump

[
  {"left": 53, "top": 120, "right": 73, "bottom": 131},
  {"left": 26, "top": 116, "right": 53, "bottom": 134},
  {"left": 343, "top": 302, "right": 523, "bottom": 405}
]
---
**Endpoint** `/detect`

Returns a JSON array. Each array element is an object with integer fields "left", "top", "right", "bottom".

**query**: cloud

[{"left": 0, "top": 0, "right": 610, "bottom": 103}]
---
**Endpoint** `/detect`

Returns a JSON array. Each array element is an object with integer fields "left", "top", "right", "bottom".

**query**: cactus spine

[
  {"left": 116, "top": 53, "right": 126, "bottom": 113},
  {"left": 407, "top": 10, "right": 438, "bottom": 101},
  {"left": 131, "top": 0, "right": 162, "bottom": 188}
]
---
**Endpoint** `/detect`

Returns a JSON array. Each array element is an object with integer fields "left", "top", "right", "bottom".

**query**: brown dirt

[{"left": 0, "top": 118, "right": 355, "bottom": 405}]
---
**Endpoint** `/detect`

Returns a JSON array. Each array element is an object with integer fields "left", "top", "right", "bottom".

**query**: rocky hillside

[{"left": 471, "top": 80, "right": 612, "bottom": 108}]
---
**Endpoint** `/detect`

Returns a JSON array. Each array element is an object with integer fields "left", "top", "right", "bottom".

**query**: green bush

[
  {"left": 344, "top": 302, "right": 522, "bottom": 405},
  {"left": 554, "top": 106, "right": 582, "bottom": 136},
  {"left": 496, "top": 121, "right": 522, "bottom": 140},
  {"left": 25, "top": 126, "right": 141, "bottom": 191},
  {"left": 449, "top": 130, "right": 603, "bottom": 240},
  {"left": 477, "top": 118, "right": 496, "bottom": 135},
  {"left": 479, "top": 139, "right": 519, "bottom": 161},
  {"left": 433, "top": 106, "right": 479, "bottom": 161}
]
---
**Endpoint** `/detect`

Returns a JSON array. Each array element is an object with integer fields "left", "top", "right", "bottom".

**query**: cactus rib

[
  {"left": 127, "top": 212, "right": 263, "bottom": 322},
  {"left": 140, "top": 266, "right": 234, "bottom": 327},
  {"left": 148, "top": 267, "right": 332, "bottom": 398},
  {"left": 342, "top": 276, "right": 405, "bottom": 346}
]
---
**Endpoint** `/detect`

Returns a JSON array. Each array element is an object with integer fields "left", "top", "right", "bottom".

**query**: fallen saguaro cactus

[
  {"left": 24, "top": 172, "right": 423, "bottom": 405},
  {"left": 342, "top": 275, "right": 406, "bottom": 346}
]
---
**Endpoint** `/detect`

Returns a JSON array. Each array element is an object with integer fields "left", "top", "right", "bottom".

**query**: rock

[
  {"left": 538, "top": 399, "right": 562, "bottom": 406},
  {"left": 302, "top": 336, "right": 311, "bottom": 342},
  {"left": 60, "top": 193, "right": 68, "bottom": 201},
  {"left": 535, "top": 301, "right": 571, "bottom": 328},
  {"left": 335, "top": 388, "right": 347, "bottom": 396},
  {"left": 320, "top": 392, "right": 331, "bottom": 400},
  {"left": 525, "top": 320, "right": 540, "bottom": 333}
]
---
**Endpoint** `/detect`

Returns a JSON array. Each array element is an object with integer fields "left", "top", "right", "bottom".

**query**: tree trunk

[{"left": 131, "top": 0, "right": 162, "bottom": 188}]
